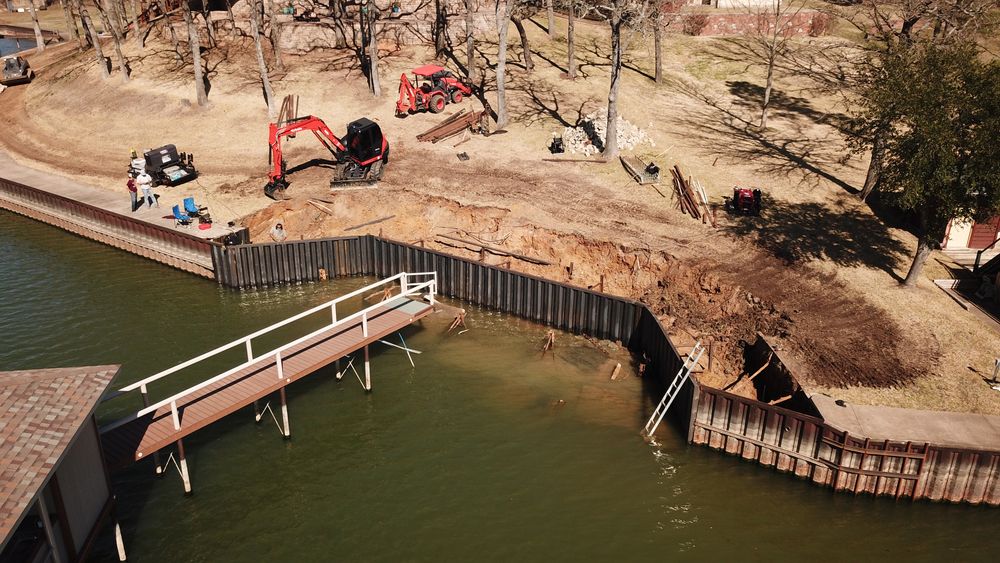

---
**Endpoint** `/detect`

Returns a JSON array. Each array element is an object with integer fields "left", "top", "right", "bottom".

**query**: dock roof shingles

[{"left": 0, "top": 365, "right": 118, "bottom": 546}]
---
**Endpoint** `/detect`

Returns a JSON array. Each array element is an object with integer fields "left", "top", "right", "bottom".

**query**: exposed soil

[{"left": 1, "top": 13, "right": 995, "bottom": 415}]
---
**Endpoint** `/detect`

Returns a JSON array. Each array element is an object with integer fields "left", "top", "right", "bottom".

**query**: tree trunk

[
  {"left": 546, "top": 0, "right": 554, "bottom": 38},
  {"left": 71, "top": 0, "right": 88, "bottom": 49},
  {"left": 604, "top": 20, "right": 623, "bottom": 159},
  {"left": 96, "top": 1, "right": 129, "bottom": 81},
  {"left": 60, "top": 0, "right": 80, "bottom": 47},
  {"left": 903, "top": 237, "right": 935, "bottom": 286},
  {"left": 201, "top": 0, "right": 216, "bottom": 47},
  {"left": 182, "top": 2, "right": 208, "bottom": 106},
  {"left": 77, "top": 1, "right": 109, "bottom": 78},
  {"left": 168, "top": 18, "right": 183, "bottom": 61},
  {"left": 367, "top": 0, "right": 381, "bottom": 97},
  {"left": 130, "top": 0, "right": 143, "bottom": 49},
  {"left": 859, "top": 136, "right": 883, "bottom": 201},
  {"left": 28, "top": 0, "right": 45, "bottom": 52},
  {"left": 465, "top": 0, "right": 476, "bottom": 82},
  {"left": 250, "top": 0, "right": 276, "bottom": 116},
  {"left": 760, "top": 53, "right": 774, "bottom": 129},
  {"left": 903, "top": 212, "right": 947, "bottom": 287},
  {"left": 495, "top": 1, "right": 512, "bottom": 129},
  {"left": 435, "top": 0, "right": 447, "bottom": 58},
  {"left": 654, "top": 21, "right": 662, "bottom": 84},
  {"left": 268, "top": 1, "right": 285, "bottom": 70},
  {"left": 512, "top": 17, "right": 533, "bottom": 73},
  {"left": 567, "top": 2, "right": 575, "bottom": 78},
  {"left": 101, "top": 0, "right": 123, "bottom": 42},
  {"left": 111, "top": 0, "right": 128, "bottom": 40}
]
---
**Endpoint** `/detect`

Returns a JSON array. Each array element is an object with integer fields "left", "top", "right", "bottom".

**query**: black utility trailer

[{"left": 143, "top": 145, "right": 199, "bottom": 187}]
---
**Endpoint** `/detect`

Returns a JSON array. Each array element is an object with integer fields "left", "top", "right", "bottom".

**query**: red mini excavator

[
  {"left": 264, "top": 115, "right": 389, "bottom": 199},
  {"left": 396, "top": 64, "right": 473, "bottom": 116}
]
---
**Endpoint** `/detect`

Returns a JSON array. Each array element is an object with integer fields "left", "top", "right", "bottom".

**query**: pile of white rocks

[{"left": 559, "top": 108, "right": 651, "bottom": 156}]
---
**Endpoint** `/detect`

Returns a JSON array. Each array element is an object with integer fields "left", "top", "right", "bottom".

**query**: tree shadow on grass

[
  {"left": 675, "top": 82, "right": 859, "bottom": 193},
  {"left": 725, "top": 80, "right": 853, "bottom": 134},
  {"left": 726, "top": 197, "right": 907, "bottom": 279}
]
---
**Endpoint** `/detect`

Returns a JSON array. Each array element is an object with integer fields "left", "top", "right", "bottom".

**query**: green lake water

[{"left": 0, "top": 209, "right": 995, "bottom": 562}]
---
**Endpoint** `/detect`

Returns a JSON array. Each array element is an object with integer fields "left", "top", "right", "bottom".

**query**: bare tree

[
  {"left": 364, "top": 0, "right": 382, "bottom": 96},
  {"left": 76, "top": 0, "right": 109, "bottom": 78},
  {"left": 182, "top": 0, "right": 209, "bottom": 106},
  {"left": 435, "top": 0, "right": 449, "bottom": 57},
  {"left": 736, "top": 0, "right": 806, "bottom": 129},
  {"left": 27, "top": 0, "right": 45, "bottom": 52},
  {"left": 566, "top": 0, "right": 576, "bottom": 78},
  {"left": 60, "top": 0, "right": 81, "bottom": 48},
  {"left": 201, "top": 0, "right": 217, "bottom": 47},
  {"left": 595, "top": 0, "right": 650, "bottom": 159},
  {"left": 130, "top": 0, "right": 143, "bottom": 49},
  {"left": 250, "top": 0, "right": 277, "bottom": 116},
  {"left": 466, "top": 0, "right": 477, "bottom": 81},
  {"left": 511, "top": 1, "right": 540, "bottom": 73},
  {"left": 494, "top": 0, "right": 517, "bottom": 129},
  {"left": 547, "top": 0, "right": 554, "bottom": 38},
  {"left": 650, "top": 1, "right": 682, "bottom": 84},
  {"left": 96, "top": 0, "right": 130, "bottom": 81},
  {"left": 268, "top": 0, "right": 285, "bottom": 70}
]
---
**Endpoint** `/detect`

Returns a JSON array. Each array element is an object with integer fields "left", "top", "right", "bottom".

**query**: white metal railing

[{"left": 102, "top": 273, "right": 437, "bottom": 435}]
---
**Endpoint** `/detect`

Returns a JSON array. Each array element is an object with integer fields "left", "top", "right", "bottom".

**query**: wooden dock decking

[{"left": 100, "top": 296, "right": 433, "bottom": 469}]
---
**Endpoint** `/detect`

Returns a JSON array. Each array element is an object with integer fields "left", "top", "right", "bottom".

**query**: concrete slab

[
  {"left": 0, "top": 151, "right": 236, "bottom": 240},
  {"left": 812, "top": 394, "right": 1000, "bottom": 451}
]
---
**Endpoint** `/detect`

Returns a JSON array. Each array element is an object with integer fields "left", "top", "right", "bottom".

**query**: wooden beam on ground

[
  {"left": 436, "top": 233, "right": 552, "bottom": 265},
  {"left": 345, "top": 215, "right": 396, "bottom": 231}
]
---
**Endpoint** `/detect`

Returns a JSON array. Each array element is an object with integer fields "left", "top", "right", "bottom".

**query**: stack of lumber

[
  {"left": 670, "top": 166, "right": 717, "bottom": 227},
  {"left": 416, "top": 110, "right": 489, "bottom": 143}
]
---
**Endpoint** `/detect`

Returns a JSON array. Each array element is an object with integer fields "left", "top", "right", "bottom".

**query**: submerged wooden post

[
  {"left": 364, "top": 345, "right": 371, "bottom": 391},
  {"left": 114, "top": 519, "right": 127, "bottom": 561},
  {"left": 279, "top": 387, "right": 291, "bottom": 438},
  {"left": 177, "top": 439, "right": 192, "bottom": 495},
  {"left": 253, "top": 400, "right": 262, "bottom": 423}
]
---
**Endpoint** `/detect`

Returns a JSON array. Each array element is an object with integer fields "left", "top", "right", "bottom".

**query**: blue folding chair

[
  {"left": 183, "top": 197, "right": 206, "bottom": 216},
  {"left": 172, "top": 205, "right": 192, "bottom": 227}
]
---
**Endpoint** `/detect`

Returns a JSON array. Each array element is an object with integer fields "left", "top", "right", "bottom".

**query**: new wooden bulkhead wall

[{"left": 212, "top": 235, "right": 1000, "bottom": 505}]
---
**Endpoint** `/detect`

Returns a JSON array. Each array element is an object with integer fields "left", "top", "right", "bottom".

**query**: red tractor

[
  {"left": 396, "top": 64, "right": 473, "bottom": 116},
  {"left": 264, "top": 115, "right": 389, "bottom": 199},
  {"left": 729, "top": 187, "right": 762, "bottom": 216}
]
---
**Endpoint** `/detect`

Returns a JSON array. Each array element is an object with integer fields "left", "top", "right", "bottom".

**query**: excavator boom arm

[{"left": 268, "top": 116, "right": 347, "bottom": 181}]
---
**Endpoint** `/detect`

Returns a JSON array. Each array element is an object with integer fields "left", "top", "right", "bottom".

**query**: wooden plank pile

[
  {"left": 416, "top": 109, "right": 490, "bottom": 143},
  {"left": 670, "top": 166, "right": 717, "bottom": 227}
]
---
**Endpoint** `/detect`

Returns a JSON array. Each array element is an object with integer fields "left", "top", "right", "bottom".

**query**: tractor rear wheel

[
  {"left": 451, "top": 91, "right": 463, "bottom": 103},
  {"left": 429, "top": 94, "right": 446, "bottom": 113}
]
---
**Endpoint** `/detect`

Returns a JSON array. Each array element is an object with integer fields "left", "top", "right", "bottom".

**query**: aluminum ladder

[{"left": 642, "top": 341, "right": 704, "bottom": 437}]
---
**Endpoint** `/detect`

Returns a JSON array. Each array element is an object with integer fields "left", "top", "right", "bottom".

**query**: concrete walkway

[
  {"left": 812, "top": 394, "right": 1000, "bottom": 451},
  {"left": 0, "top": 152, "right": 234, "bottom": 240}
]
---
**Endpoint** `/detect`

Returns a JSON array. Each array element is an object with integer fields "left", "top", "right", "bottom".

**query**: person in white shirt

[
  {"left": 137, "top": 172, "right": 157, "bottom": 208},
  {"left": 270, "top": 222, "right": 287, "bottom": 242}
]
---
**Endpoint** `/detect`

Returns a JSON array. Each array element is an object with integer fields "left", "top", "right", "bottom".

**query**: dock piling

[
  {"left": 364, "top": 345, "right": 372, "bottom": 391},
  {"left": 177, "top": 440, "right": 192, "bottom": 495},
  {"left": 280, "top": 387, "right": 291, "bottom": 438}
]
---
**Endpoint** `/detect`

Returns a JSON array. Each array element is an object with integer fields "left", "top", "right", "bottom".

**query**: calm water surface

[
  {"left": 0, "top": 38, "right": 34, "bottom": 57},
  {"left": 0, "top": 209, "right": 995, "bottom": 562}
]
